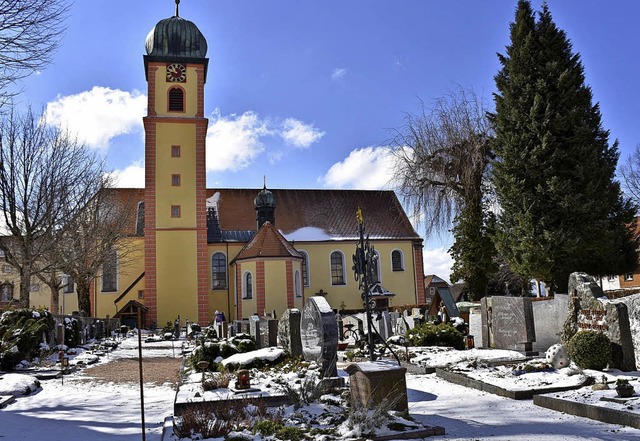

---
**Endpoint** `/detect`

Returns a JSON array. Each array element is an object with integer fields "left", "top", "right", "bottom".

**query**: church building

[{"left": 4, "top": 6, "right": 426, "bottom": 328}]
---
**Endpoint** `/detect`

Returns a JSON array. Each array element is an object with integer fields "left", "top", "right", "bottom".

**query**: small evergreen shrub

[
  {"left": 64, "top": 317, "right": 81, "bottom": 348},
  {"left": 0, "top": 308, "right": 55, "bottom": 370},
  {"left": 568, "top": 330, "right": 611, "bottom": 371},
  {"left": 189, "top": 341, "right": 221, "bottom": 371},
  {"left": 405, "top": 322, "right": 465, "bottom": 350}
]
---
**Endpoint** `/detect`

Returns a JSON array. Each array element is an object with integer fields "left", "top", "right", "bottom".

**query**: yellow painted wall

[
  {"left": 294, "top": 240, "right": 418, "bottom": 311},
  {"left": 239, "top": 260, "right": 257, "bottom": 317},
  {"left": 156, "top": 123, "right": 197, "bottom": 228},
  {"left": 154, "top": 65, "right": 200, "bottom": 117},
  {"left": 97, "top": 237, "right": 145, "bottom": 319},
  {"left": 156, "top": 230, "right": 199, "bottom": 326},
  {"left": 264, "top": 259, "right": 287, "bottom": 317}
]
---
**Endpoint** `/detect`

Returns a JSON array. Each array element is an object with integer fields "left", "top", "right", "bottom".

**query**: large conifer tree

[{"left": 490, "top": 0, "right": 636, "bottom": 293}]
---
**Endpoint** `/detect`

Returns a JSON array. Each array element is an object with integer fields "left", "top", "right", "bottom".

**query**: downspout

[{"left": 226, "top": 242, "right": 230, "bottom": 319}]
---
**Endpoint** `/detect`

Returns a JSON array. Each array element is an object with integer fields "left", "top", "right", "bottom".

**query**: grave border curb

[{"left": 533, "top": 394, "right": 640, "bottom": 429}]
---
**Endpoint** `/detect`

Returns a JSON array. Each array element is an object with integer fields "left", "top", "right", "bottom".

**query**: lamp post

[{"left": 352, "top": 208, "right": 377, "bottom": 361}]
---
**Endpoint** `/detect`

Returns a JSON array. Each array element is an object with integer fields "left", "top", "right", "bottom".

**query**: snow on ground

[{"left": 1, "top": 338, "right": 640, "bottom": 440}]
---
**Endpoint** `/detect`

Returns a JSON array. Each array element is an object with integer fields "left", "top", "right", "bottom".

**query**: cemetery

[{"left": 3, "top": 270, "right": 640, "bottom": 439}]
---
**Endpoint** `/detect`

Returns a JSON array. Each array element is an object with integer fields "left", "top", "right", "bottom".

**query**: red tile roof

[
  {"left": 233, "top": 221, "right": 302, "bottom": 262},
  {"left": 207, "top": 188, "right": 421, "bottom": 241}
]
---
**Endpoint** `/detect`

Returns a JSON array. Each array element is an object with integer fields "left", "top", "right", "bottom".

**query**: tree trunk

[
  {"left": 19, "top": 268, "right": 31, "bottom": 308},
  {"left": 50, "top": 286, "right": 60, "bottom": 314},
  {"left": 76, "top": 278, "right": 91, "bottom": 317}
]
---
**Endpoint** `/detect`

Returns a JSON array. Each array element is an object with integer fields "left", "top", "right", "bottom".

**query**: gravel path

[{"left": 78, "top": 357, "right": 182, "bottom": 388}]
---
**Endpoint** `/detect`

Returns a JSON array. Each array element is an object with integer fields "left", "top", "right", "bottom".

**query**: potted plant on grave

[{"left": 615, "top": 378, "right": 635, "bottom": 398}]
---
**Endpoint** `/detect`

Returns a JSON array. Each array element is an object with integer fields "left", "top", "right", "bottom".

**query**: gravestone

[
  {"left": 403, "top": 310, "right": 415, "bottom": 329},
  {"left": 278, "top": 309, "right": 302, "bottom": 357},
  {"left": 532, "top": 295, "right": 568, "bottom": 353},
  {"left": 482, "top": 296, "right": 536, "bottom": 353},
  {"left": 345, "top": 360, "right": 408, "bottom": 412},
  {"left": 300, "top": 296, "right": 338, "bottom": 377},
  {"left": 437, "top": 287, "right": 460, "bottom": 318},
  {"left": 612, "top": 293, "right": 640, "bottom": 369},
  {"left": 468, "top": 307, "right": 483, "bottom": 348},
  {"left": 249, "top": 315, "right": 262, "bottom": 349},
  {"left": 564, "top": 272, "right": 636, "bottom": 371},
  {"left": 377, "top": 311, "right": 393, "bottom": 341}
]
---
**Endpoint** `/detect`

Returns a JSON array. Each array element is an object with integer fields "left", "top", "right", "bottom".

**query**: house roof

[
  {"left": 111, "top": 187, "right": 422, "bottom": 243},
  {"left": 424, "top": 274, "right": 449, "bottom": 287},
  {"left": 233, "top": 221, "right": 302, "bottom": 262}
]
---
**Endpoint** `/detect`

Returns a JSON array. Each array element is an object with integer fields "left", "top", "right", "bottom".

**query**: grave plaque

[
  {"left": 300, "top": 296, "right": 338, "bottom": 377},
  {"left": 483, "top": 296, "right": 535, "bottom": 352},
  {"left": 278, "top": 309, "right": 302, "bottom": 357}
]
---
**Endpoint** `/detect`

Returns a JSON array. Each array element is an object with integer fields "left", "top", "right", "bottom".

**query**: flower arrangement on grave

[{"left": 511, "top": 362, "right": 554, "bottom": 376}]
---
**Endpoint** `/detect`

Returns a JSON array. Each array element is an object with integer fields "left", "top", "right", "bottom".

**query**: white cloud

[
  {"left": 320, "top": 146, "right": 398, "bottom": 190},
  {"left": 205, "top": 110, "right": 272, "bottom": 172},
  {"left": 280, "top": 118, "right": 324, "bottom": 149},
  {"left": 110, "top": 162, "right": 145, "bottom": 188},
  {"left": 423, "top": 247, "right": 454, "bottom": 284},
  {"left": 45, "top": 86, "right": 146, "bottom": 149},
  {"left": 331, "top": 67, "right": 347, "bottom": 81}
]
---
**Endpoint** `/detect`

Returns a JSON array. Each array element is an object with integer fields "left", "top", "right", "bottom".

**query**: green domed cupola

[
  {"left": 144, "top": 1, "right": 208, "bottom": 77},
  {"left": 255, "top": 180, "right": 276, "bottom": 229}
]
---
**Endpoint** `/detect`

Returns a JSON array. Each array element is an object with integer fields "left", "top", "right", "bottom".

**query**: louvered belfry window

[{"left": 168, "top": 87, "right": 184, "bottom": 111}]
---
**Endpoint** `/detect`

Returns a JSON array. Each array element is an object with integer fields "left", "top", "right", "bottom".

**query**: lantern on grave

[{"left": 235, "top": 369, "right": 251, "bottom": 389}]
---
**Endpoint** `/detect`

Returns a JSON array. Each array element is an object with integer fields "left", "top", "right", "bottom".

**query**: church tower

[{"left": 143, "top": 1, "right": 209, "bottom": 326}]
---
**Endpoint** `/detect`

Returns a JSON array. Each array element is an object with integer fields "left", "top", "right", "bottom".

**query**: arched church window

[
  {"left": 102, "top": 248, "right": 118, "bottom": 292},
  {"left": 1, "top": 283, "right": 13, "bottom": 302},
  {"left": 391, "top": 249, "right": 404, "bottom": 271},
  {"left": 299, "top": 250, "right": 309, "bottom": 286},
  {"left": 330, "top": 251, "right": 346, "bottom": 286},
  {"left": 168, "top": 87, "right": 184, "bottom": 112},
  {"left": 211, "top": 252, "right": 227, "bottom": 289},
  {"left": 135, "top": 201, "right": 145, "bottom": 236},
  {"left": 295, "top": 270, "right": 302, "bottom": 298},
  {"left": 243, "top": 271, "right": 253, "bottom": 299}
]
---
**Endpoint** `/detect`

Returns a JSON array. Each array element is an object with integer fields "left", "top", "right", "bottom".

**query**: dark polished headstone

[
  {"left": 300, "top": 296, "right": 338, "bottom": 377},
  {"left": 482, "top": 296, "right": 536, "bottom": 352}
]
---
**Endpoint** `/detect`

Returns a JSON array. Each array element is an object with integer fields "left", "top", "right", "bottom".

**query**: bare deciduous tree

[
  {"left": 0, "top": 0, "right": 70, "bottom": 104},
  {"left": 58, "top": 185, "right": 140, "bottom": 316},
  {"left": 392, "top": 87, "right": 496, "bottom": 299},
  {"left": 620, "top": 144, "right": 640, "bottom": 208},
  {"left": 0, "top": 107, "right": 104, "bottom": 308}
]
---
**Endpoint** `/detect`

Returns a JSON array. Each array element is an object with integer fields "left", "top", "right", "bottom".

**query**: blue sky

[{"left": 11, "top": 0, "right": 640, "bottom": 282}]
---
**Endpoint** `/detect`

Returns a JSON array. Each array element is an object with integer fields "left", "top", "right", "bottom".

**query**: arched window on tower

[
  {"left": 135, "top": 201, "right": 145, "bottom": 236},
  {"left": 168, "top": 87, "right": 184, "bottom": 112}
]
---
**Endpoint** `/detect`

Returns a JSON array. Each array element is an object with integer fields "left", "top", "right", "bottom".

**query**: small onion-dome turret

[
  {"left": 254, "top": 185, "right": 276, "bottom": 209},
  {"left": 145, "top": 15, "right": 207, "bottom": 59}
]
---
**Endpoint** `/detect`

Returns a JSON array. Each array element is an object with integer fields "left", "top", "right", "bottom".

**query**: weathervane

[
  {"left": 352, "top": 207, "right": 378, "bottom": 361},
  {"left": 175, "top": 0, "right": 180, "bottom": 17}
]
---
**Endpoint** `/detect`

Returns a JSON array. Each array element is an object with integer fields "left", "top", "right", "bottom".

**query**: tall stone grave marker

[
  {"left": 278, "top": 309, "right": 302, "bottom": 357},
  {"left": 564, "top": 272, "right": 636, "bottom": 371},
  {"left": 481, "top": 296, "right": 536, "bottom": 353},
  {"left": 301, "top": 296, "right": 338, "bottom": 377}
]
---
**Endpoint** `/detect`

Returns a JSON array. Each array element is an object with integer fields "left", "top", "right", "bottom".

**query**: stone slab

[
  {"left": 368, "top": 426, "right": 446, "bottom": 440},
  {"left": 435, "top": 368, "right": 584, "bottom": 400},
  {"left": 533, "top": 394, "right": 640, "bottom": 429},
  {"left": 0, "top": 395, "right": 15, "bottom": 408}
]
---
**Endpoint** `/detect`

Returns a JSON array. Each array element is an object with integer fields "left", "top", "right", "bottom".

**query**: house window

[
  {"left": 171, "top": 174, "right": 181, "bottom": 186},
  {"left": 430, "top": 287, "right": 435, "bottom": 296},
  {"left": 243, "top": 271, "right": 253, "bottom": 299},
  {"left": 391, "top": 250, "right": 404, "bottom": 271},
  {"left": 171, "top": 205, "right": 181, "bottom": 218},
  {"left": 168, "top": 87, "right": 184, "bottom": 112},
  {"left": 2, "top": 264, "right": 12, "bottom": 273},
  {"left": 138, "top": 290, "right": 144, "bottom": 299},
  {"left": 295, "top": 270, "right": 302, "bottom": 298},
  {"left": 299, "top": 251, "right": 309, "bottom": 286},
  {"left": 30, "top": 284, "right": 40, "bottom": 292},
  {"left": 102, "top": 248, "right": 118, "bottom": 292},
  {"left": 211, "top": 252, "right": 227, "bottom": 289},
  {"left": 625, "top": 273, "right": 634, "bottom": 282},
  {"left": 135, "top": 201, "right": 145, "bottom": 236},
  {"left": 1, "top": 283, "right": 13, "bottom": 302},
  {"left": 63, "top": 275, "right": 74, "bottom": 293},
  {"left": 171, "top": 145, "right": 181, "bottom": 157},
  {"left": 608, "top": 275, "right": 617, "bottom": 282},
  {"left": 330, "top": 251, "right": 345, "bottom": 285}
]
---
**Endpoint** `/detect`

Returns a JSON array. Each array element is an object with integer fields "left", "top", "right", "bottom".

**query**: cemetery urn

[{"left": 236, "top": 369, "right": 251, "bottom": 389}]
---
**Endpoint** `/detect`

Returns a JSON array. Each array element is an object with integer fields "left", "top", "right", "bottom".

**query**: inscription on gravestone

[
  {"left": 482, "top": 296, "right": 535, "bottom": 352},
  {"left": 300, "top": 296, "right": 338, "bottom": 377}
]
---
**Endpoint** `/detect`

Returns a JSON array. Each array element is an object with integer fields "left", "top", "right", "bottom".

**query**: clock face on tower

[{"left": 166, "top": 63, "right": 186, "bottom": 82}]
